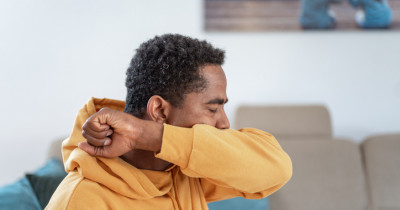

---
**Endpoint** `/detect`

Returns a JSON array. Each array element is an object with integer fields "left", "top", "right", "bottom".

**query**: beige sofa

[
  {"left": 48, "top": 105, "right": 399, "bottom": 210},
  {"left": 235, "top": 105, "right": 400, "bottom": 210}
]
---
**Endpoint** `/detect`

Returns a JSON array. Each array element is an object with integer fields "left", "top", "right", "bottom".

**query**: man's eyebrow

[{"left": 205, "top": 98, "right": 228, "bottom": 105}]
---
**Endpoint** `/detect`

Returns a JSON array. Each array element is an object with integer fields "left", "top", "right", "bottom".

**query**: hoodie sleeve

[{"left": 155, "top": 124, "right": 292, "bottom": 201}]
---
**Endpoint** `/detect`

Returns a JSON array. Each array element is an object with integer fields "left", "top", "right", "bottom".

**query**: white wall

[{"left": 1, "top": 0, "right": 399, "bottom": 186}]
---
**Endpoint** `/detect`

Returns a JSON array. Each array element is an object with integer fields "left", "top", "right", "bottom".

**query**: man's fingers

[
  {"left": 82, "top": 131, "right": 112, "bottom": 146},
  {"left": 82, "top": 126, "right": 113, "bottom": 139}
]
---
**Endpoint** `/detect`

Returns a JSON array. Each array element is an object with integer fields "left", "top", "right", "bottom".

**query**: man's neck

[
  {"left": 120, "top": 149, "right": 173, "bottom": 171},
  {"left": 119, "top": 113, "right": 172, "bottom": 171}
]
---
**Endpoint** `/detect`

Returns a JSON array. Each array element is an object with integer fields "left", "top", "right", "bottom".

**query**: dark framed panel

[{"left": 204, "top": 0, "right": 400, "bottom": 31}]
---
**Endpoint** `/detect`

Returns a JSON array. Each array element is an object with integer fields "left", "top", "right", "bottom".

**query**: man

[{"left": 47, "top": 34, "right": 292, "bottom": 209}]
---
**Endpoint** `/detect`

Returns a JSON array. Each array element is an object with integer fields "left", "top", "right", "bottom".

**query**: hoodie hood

[{"left": 62, "top": 97, "right": 173, "bottom": 199}]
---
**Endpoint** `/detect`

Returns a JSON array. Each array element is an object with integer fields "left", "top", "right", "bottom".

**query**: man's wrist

[{"left": 134, "top": 120, "right": 164, "bottom": 152}]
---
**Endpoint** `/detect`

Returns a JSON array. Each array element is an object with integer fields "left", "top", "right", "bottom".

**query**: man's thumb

[{"left": 78, "top": 142, "right": 103, "bottom": 157}]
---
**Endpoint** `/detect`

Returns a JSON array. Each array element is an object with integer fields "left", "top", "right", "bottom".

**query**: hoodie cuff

[{"left": 155, "top": 124, "right": 194, "bottom": 168}]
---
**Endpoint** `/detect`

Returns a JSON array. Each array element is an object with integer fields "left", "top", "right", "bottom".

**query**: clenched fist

[{"left": 78, "top": 108, "right": 163, "bottom": 158}]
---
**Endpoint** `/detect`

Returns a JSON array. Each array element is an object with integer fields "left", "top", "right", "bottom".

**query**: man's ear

[{"left": 146, "top": 95, "right": 171, "bottom": 123}]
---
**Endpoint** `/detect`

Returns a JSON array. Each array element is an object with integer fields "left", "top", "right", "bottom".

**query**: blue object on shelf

[
  {"left": 208, "top": 197, "right": 269, "bottom": 210},
  {"left": 300, "top": 0, "right": 339, "bottom": 29},
  {"left": 348, "top": 0, "right": 392, "bottom": 28}
]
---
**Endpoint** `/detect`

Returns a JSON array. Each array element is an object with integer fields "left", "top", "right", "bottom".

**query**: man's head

[{"left": 125, "top": 34, "right": 229, "bottom": 129}]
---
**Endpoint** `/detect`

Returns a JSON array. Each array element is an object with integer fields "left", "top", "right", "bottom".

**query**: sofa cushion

[
  {"left": 269, "top": 139, "right": 368, "bottom": 210},
  {"left": 362, "top": 134, "right": 400, "bottom": 210}
]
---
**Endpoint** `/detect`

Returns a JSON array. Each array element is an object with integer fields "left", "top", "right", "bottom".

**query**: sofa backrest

[
  {"left": 234, "top": 105, "right": 332, "bottom": 140},
  {"left": 46, "top": 138, "right": 65, "bottom": 163},
  {"left": 269, "top": 139, "right": 368, "bottom": 210},
  {"left": 361, "top": 134, "right": 400, "bottom": 210}
]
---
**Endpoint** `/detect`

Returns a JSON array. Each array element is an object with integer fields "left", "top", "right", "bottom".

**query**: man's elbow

[
  {"left": 244, "top": 154, "right": 292, "bottom": 195},
  {"left": 246, "top": 151, "right": 292, "bottom": 193},
  {"left": 262, "top": 151, "right": 293, "bottom": 192},
  {"left": 279, "top": 152, "right": 293, "bottom": 186}
]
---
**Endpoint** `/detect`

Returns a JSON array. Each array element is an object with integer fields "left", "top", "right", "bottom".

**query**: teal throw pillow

[
  {"left": 26, "top": 158, "right": 67, "bottom": 208},
  {"left": 0, "top": 158, "right": 67, "bottom": 210},
  {"left": 208, "top": 197, "right": 269, "bottom": 210}
]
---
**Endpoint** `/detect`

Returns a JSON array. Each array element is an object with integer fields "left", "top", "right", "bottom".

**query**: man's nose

[{"left": 216, "top": 110, "right": 230, "bottom": 129}]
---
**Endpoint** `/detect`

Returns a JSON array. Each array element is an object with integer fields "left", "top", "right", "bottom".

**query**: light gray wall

[{"left": 1, "top": 0, "right": 399, "bottom": 186}]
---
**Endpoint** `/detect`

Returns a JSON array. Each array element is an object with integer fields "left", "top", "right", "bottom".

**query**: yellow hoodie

[{"left": 47, "top": 98, "right": 292, "bottom": 210}]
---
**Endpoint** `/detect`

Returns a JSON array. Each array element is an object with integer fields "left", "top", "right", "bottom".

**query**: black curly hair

[{"left": 124, "top": 34, "right": 225, "bottom": 117}]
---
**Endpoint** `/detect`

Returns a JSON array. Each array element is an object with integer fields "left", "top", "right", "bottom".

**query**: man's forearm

[{"left": 155, "top": 124, "right": 292, "bottom": 193}]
